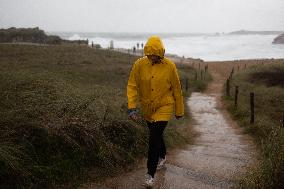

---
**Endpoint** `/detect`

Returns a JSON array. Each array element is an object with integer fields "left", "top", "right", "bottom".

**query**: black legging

[{"left": 147, "top": 121, "right": 167, "bottom": 178}]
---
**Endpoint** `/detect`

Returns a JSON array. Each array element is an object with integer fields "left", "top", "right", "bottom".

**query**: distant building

[{"left": 110, "top": 40, "right": 114, "bottom": 49}]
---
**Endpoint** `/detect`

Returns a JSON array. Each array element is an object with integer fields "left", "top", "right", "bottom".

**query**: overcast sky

[{"left": 1, "top": 0, "right": 284, "bottom": 33}]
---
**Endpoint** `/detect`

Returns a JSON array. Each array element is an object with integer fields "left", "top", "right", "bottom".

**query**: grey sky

[{"left": 1, "top": 0, "right": 284, "bottom": 33}]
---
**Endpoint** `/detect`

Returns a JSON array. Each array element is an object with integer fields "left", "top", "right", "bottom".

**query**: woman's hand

[
  {"left": 129, "top": 113, "right": 139, "bottom": 121},
  {"left": 128, "top": 109, "right": 139, "bottom": 121}
]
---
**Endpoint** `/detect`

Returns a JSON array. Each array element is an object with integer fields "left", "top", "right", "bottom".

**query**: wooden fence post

[
  {"left": 201, "top": 70, "right": 203, "bottom": 80},
  {"left": 282, "top": 112, "right": 284, "bottom": 127},
  {"left": 234, "top": 86, "right": 239, "bottom": 108},
  {"left": 229, "top": 67, "right": 234, "bottom": 79},
  {"left": 205, "top": 64, "right": 208, "bottom": 73},
  {"left": 250, "top": 92, "right": 254, "bottom": 124},
  {"left": 195, "top": 71, "right": 198, "bottom": 81},
  {"left": 185, "top": 78, "right": 189, "bottom": 92},
  {"left": 226, "top": 79, "right": 230, "bottom": 97}
]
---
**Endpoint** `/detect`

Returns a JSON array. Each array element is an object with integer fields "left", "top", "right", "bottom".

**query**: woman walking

[{"left": 127, "top": 36, "right": 184, "bottom": 188}]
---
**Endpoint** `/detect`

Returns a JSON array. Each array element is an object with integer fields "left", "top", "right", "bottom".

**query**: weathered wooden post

[
  {"left": 282, "top": 112, "right": 284, "bottom": 127},
  {"left": 226, "top": 79, "right": 230, "bottom": 97},
  {"left": 128, "top": 49, "right": 131, "bottom": 64},
  {"left": 244, "top": 64, "right": 246, "bottom": 69},
  {"left": 230, "top": 67, "right": 234, "bottom": 79},
  {"left": 185, "top": 78, "right": 189, "bottom": 92},
  {"left": 195, "top": 71, "right": 198, "bottom": 81},
  {"left": 250, "top": 92, "right": 254, "bottom": 124},
  {"left": 201, "top": 70, "right": 203, "bottom": 80},
  {"left": 234, "top": 86, "right": 239, "bottom": 108}
]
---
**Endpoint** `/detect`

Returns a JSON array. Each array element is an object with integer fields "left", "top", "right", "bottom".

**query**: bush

[{"left": 223, "top": 62, "right": 284, "bottom": 188}]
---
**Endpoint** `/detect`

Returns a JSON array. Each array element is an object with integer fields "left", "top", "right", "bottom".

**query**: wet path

[
  {"left": 80, "top": 63, "right": 256, "bottom": 189},
  {"left": 164, "top": 93, "right": 255, "bottom": 188}
]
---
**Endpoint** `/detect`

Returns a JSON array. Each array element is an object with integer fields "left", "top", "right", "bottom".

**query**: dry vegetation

[
  {"left": 223, "top": 62, "right": 284, "bottom": 188},
  {"left": 0, "top": 44, "right": 210, "bottom": 188}
]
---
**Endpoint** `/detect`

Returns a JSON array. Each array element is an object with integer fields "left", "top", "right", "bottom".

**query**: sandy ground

[{"left": 78, "top": 58, "right": 283, "bottom": 189}]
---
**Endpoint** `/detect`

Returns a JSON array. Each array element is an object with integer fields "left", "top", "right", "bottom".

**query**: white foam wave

[
  {"left": 68, "top": 34, "right": 83, "bottom": 40},
  {"left": 57, "top": 33, "right": 284, "bottom": 61}
]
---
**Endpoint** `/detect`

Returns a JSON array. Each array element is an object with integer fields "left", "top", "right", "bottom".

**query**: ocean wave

[
  {"left": 68, "top": 34, "right": 83, "bottom": 40},
  {"left": 55, "top": 32, "right": 284, "bottom": 61}
]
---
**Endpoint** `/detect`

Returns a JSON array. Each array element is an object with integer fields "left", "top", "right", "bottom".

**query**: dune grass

[
  {"left": 0, "top": 44, "right": 148, "bottom": 188},
  {"left": 223, "top": 62, "right": 284, "bottom": 189},
  {"left": 0, "top": 44, "right": 210, "bottom": 188},
  {"left": 176, "top": 63, "right": 212, "bottom": 94}
]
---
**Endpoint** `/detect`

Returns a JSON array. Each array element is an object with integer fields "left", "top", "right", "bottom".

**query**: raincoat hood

[{"left": 144, "top": 36, "right": 165, "bottom": 58}]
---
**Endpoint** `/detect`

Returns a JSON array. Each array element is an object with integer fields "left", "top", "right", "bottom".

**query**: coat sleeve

[
  {"left": 171, "top": 64, "right": 184, "bottom": 116},
  {"left": 127, "top": 62, "right": 139, "bottom": 109}
]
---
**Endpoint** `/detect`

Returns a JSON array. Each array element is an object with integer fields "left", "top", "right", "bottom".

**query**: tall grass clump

[
  {"left": 177, "top": 63, "right": 212, "bottom": 93},
  {"left": 223, "top": 62, "right": 284, "bottom": 189},
  {"left": 0, "top": 44, "right": 148, "bottom": 188},
  {"left": 0, "top": 44, "right": 202, "bottom": 188}
]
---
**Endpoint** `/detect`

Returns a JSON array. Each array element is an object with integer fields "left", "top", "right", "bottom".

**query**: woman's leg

[
  {"left": 147, "top": 121, "right": 167, "bottom": 178},
  {"left": 159, "top": 136, "right": 166, "bottom": 159}
]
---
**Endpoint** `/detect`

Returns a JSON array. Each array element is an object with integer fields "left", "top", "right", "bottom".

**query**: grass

[
  {"left": 0, "top": 44, "right": 147, "bottom": 188},
  {"left": 222, "top": 62, "right": 284, "bottom": 189},
  {"left": 0, "top": 44, "right": 210, "bottom": 188},
  {"left": 176, "top": 63, "right": 212, "bottom": 94}
]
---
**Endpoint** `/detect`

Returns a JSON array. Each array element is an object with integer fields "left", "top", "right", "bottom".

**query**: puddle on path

[{"left": 80, "top": 92, "right": 255, "bottom": 189}]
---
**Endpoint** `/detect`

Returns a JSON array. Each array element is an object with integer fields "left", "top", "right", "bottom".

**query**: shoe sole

[{"left": 157, "top": 164, "right": 166, "bottom": 170}]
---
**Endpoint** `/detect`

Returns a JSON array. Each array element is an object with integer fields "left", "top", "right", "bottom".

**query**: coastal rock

[
  {"left": 273, "top": 33, "right": 284, "bottom": 44},
  {"left": 0, "top": 27, "right": 54, "bottom": 43},
  {"left": 230, "top": 30, "right": 283, "bottom": 35}
]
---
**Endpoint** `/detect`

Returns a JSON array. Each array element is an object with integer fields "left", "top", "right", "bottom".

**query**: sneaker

[
  {"left": 157, "top": 157, "right": 166, "bottom": 170},
  {"left": 144, "top": 174, "right": 154, "bottom": 188}
]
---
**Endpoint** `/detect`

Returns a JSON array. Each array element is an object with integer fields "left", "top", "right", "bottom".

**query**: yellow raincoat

[{"left": 127, "top": 36, "right": 184, "bottom": 122}]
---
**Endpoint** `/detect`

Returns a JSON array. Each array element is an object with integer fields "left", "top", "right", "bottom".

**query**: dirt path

[{"left": 79, "top": 62, "right": 256, "bottom": 189}]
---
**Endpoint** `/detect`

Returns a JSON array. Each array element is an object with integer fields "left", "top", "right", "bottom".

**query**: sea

[{"left": 51, "top": 32, "right": 284, "bottom": 61}]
